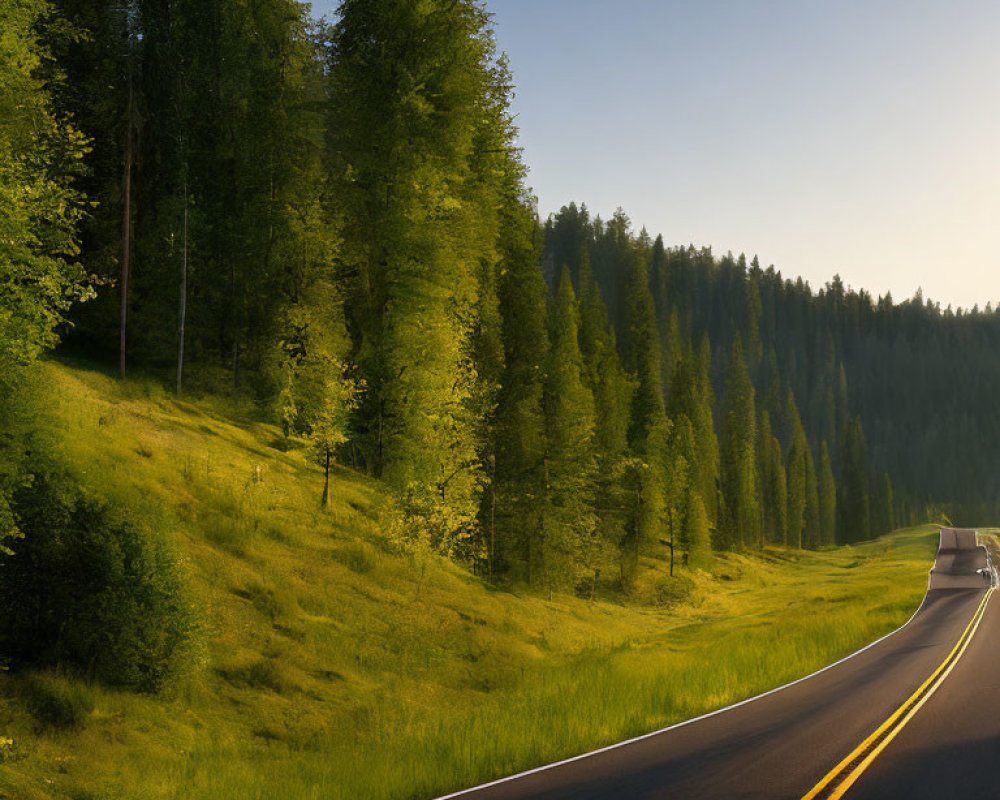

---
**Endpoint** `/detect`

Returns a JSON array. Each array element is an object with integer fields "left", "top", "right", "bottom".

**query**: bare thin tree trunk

[
  {"left": 321, "top": 446, "right": 331, "bottom": 508},
  {"left": 490, "top": 454, "right": 496, "bottom": 581},
  {"left": 120, "top": 73, "right": 134, "bottom": 379},
  {"left": 177, "top": 181, "right": 188, "bottom": 394},
  {"left": 670, "top": 511, "right": 675, "bottom": 577}
]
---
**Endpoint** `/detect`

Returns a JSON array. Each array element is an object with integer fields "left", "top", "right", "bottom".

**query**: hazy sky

[{"left": 311, "top": 1, "right": 1000, "bottom": 310}]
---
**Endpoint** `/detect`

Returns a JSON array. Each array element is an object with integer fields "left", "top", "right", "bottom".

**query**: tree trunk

[
  {"left": 321, "top": 445, "right": 331, "bottom": 508},
  {"left": 177, "top": 181, "right": 188, "bottom": 395},
  {"left": 120, "top": 72, "right": 134, "bottom": 380},
  {"left": 490, "top": 454, "right": 496, "bottom": 581}
]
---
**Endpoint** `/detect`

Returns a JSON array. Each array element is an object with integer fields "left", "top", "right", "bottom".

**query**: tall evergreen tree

[
  {"left": 540, "top": 268, "right": 598, "bottom": 587},
  {"left": 682, "top": 488, "right": 713, "bottom": 570},
  {"left": 329, "top": 0, "right": 506, "bottom": 552},
  {"left": 758, "top": 411, "right": 787, "bottom": 546},
  {"left": 622, "top": 242, "right": 670, "bottom": 577},
  {"left": 839, "top": 416, "right": 872, "bottom": 543},
  {"left": 871, "top": 471, "right": 895, "bottom": 536},
  {"left": 720, "top": 336, "right": 760, "bottom": 550},
  {"left": 785, "top": 391, "right": 809, "bottom": 549},
  {"left": 819, "top": 441, "right": 837, "bottom": 546},
  {"left": 804, "top": 447, "right": 821, "bottom": 548},
  {"left": 493, "top": 180, "right": 548, "bottom": 580},
  {"left": 578, "top": 256, "right": 633, "bottom": 583}
]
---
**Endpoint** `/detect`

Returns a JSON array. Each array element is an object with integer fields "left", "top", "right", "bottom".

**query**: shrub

[
  {"left": 23, "top": 672, "right": 95, "bottom": 729},
  {"left": 654, "top": 575, "right": 695, "bottom": 608},
  {"left": 0, "top": 474, "right": 195, "bottom": 691}
]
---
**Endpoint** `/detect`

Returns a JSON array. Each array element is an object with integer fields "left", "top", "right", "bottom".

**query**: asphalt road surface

[{"left": 442, "top": 528, "right": 994, "bottom": 800}]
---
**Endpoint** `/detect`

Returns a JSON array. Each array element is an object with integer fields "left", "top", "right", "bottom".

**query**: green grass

[{"left": 0, "top": 361, "right": 938, "bottom": 800}]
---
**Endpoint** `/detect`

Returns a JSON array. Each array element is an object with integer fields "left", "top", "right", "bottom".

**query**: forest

[{"left": 4, "top": 0, "right": 1000, "bottom": 612}]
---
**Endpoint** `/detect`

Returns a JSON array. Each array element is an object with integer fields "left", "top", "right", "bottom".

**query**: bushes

[
  {"left": 0, "top": 475, "right": 194, "bottom": 692},
  {"left": 23, "top": 672, "right": 95, "bottom": 728}
]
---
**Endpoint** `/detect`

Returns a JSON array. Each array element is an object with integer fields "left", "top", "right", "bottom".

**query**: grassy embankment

[{"left": 0, "top": 361, "right": 938, "bottom": 800}]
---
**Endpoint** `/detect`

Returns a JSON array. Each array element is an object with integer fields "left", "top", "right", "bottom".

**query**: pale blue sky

[{"left": 310, "top": 1, "right": 1000, "bottom": 309}]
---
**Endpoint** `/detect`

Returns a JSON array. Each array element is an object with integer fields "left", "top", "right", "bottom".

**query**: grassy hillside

[{"left": 0, "top": 362, "right": 937, "bottom": 800}]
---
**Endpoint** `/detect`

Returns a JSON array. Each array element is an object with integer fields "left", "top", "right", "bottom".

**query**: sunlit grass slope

[{"left": 0, "top": 361, "right": 937, "bottom": 800}]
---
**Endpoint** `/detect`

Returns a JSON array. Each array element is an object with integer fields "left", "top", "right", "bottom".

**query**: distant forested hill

[{"left": 545, "top": 203, "right": 1000, "bottom": 527}]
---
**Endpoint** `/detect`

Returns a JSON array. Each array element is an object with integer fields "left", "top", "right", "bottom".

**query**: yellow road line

[{"left": 801, "top": 587, "right": 993, "bottom": 800}]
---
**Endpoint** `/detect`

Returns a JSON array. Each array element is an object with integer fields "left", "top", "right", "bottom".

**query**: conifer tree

[
  {"left": 871, "top": 472, "right": 895, "bottom": 536},
  {"left": 540, "top": 267, "right": 598, "bottom": 587},
  {"left": 692, "top": 337, "right": 721, "bottom": 525},
  {"left": 493, "top": 183, "right": 548, "bottom": 580},
  {"left": 720, "top": 336, "right": 760, "bottom": 550},
  {"left": 785, "top": 391, "right": 809, "bottom": 548},
  {"left": 578, "top": 256, "right": 633, "bottom": 582},
  {"left": 819, "top": 441, "right": 837, "bottom": 546},
  {"left": 329, "top": 0, "right": 505, "bottom": 553},
  {"left": 804, "top": 447, "right": 821, "bottom": 548},
  {"left": 665, "top": 415, "right": 695, "bottom": 570},
  {"left": 758, "top": 411, "right": 787, "bottom": 545},
  {"left": 662, "top": 306, "right": 683, "bottom": 399},
  {"left": 839, "top": 416, "right": 872, "bottom": 543},
  {"left": 622, "top": 244, "right": 670, "bottom": 577},
  {"left": 683, "top": 488, "right": 713, "bottom": 570}
]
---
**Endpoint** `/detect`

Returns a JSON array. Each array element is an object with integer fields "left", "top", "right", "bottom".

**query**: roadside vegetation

[{"left": 0, "top": 362, "right": 937, "bottom": 800}]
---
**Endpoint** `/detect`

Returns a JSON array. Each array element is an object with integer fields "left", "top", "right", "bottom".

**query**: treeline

[
  {"left": 10, "top": 0, "right": 998, "bottom": 598},
  {"left": 547, "top": 205, "right": 1000, "bottom": 528}
]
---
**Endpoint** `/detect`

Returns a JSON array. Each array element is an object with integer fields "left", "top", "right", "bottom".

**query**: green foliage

[
  {"left": 839, "top": 416, "right": 872, "bottom": 543},
  {"left": 492, "top": 184, "right": 548, "bottom": 580},
  {"left": 22, "top": 672, "right": 95, "bottom": 729},
  {"left": 720, "top": 336, "right": 759, "bottom": 550},
  {"left": 578, "top": 255, "right": 633, "bottom": 578},
  {"left": 758, "top": 411, "right": 787, "bottom": 546},
  {"left": 804, "top": 447, "right": 821, "bottom": 548},
  {"left": 785, "top": 391, "right": 809, "bottom": 548},
  {"left": 539, "top": 268, "right": 598, "bottom": 587},
  {"left": 653, "top": 574, "right": 695, "bottom": 608},
  {"left": 819, "top": 441, "right": 837, "bottom": 546},
  {"left": 683, "top": 489, "right": 713, "bottom": 570},
  {"left": 0, "top": 0, "right": 90, "bottom": 547},
  {"left": 0, "top": 475, "right": 194, "bottom": 691}
]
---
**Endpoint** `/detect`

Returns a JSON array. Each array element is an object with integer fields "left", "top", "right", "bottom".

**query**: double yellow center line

[{"left": 801, "top": 586, "right": 994, "bottom": 800}]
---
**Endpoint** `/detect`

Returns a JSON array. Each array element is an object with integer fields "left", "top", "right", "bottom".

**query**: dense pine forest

[{"left": 4, "top": 0, "right": 1000, "bottom": 612}]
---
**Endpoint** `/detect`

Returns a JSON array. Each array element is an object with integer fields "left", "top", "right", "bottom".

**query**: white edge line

[{"left": 434, "top": 529, "right": 952, "bottom": 800}]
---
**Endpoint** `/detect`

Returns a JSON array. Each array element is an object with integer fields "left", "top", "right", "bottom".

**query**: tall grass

[
  {"left": 0, "top": 362, "right": 937, "bottom": 800},
  {"left": 147, "top": 534, "right": 931, "bottom": 800}
]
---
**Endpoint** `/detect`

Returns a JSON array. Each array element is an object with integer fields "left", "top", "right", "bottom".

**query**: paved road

[{"left": 443, "top": 528, "right": 993, "bottom": 800}]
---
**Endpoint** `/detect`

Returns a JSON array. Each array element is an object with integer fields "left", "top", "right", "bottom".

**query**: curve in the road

[{"left": 438, "top": 527, "right": 991, "bottom": 800}]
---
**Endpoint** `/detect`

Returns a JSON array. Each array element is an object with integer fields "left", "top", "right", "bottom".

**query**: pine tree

[
  {"left": 692, "top": 337, "right": 721, "bottom": 525},
  {"left": 871, "top": 472, "right": 895, "bottom": 536},
  {"left": 683, "top": 488, "right": 713, "bottom": 570},
  {"left": 804, "top": 447, "right": 821, "bottom": 548},
  {"left": 329, "top": 0, "right": 505, "bottom": 554},
  {"left": 839, "top": 416, "right": 872, "bottom": 543},
  {"left": 622, "top": 243, "right": 670, "bottom": 578},
  {"left": 665, "top": 415, "right": 695, "bottom": 572},
  {"left": 493, "top": 181, "right": 548, "bottom": 581},
  {"left": 720, "top": 336, "right": 760, "bottom": 550},
  {"left": 819, "top": 441, "right": 837, "bottom": 546},
  {"left": 540, "top": 267, "right": 598, "bottom": 587},
  {"left": 578, "top": 257, "right": 633, "bottom": 585},
  {"left": 785, "top": 391, "right": 809, "bottom": 548},
  {"left": 758, "top": 411, "right": 787, "bottom": 545}
]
